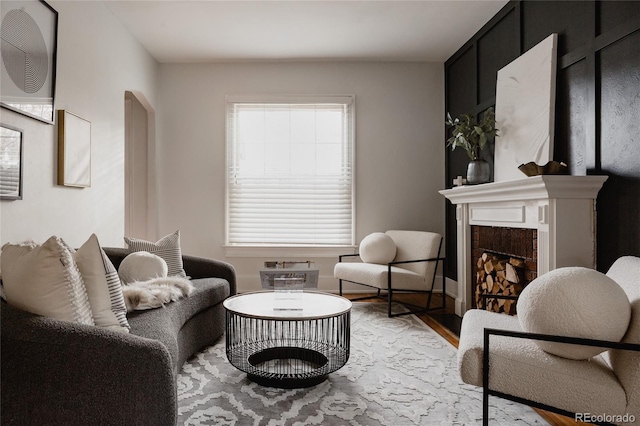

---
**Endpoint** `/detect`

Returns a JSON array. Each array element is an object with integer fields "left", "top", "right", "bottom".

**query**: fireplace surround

[{"left": 440, "top": 175, "right": 607, "bottom": 316}]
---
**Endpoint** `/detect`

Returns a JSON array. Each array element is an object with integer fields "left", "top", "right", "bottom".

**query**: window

[{"left": 226, "top": 95, "right": 354, "bottom": 247}]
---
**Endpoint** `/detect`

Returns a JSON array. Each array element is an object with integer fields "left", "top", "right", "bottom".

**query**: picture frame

[
  {"left": 0, "top": 0, "right": 58, "bottom": 124},
  {"left": 58, "top": 110, "right": 91, "bottom": 188},
  {"left": 0, "top": 123, "right": 24, "bottom": 200}
]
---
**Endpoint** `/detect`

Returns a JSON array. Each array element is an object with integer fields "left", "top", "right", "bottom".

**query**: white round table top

[{"left": 223, "top": 291, "right": 352, "bottom": 319}]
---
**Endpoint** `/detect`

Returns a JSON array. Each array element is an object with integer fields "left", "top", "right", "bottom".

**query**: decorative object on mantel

[
  {"left": 466, "top": 159, "right": 491, "bottom": 185},
  {"left": 57, "top": 110, "right": 91, "bottom": 188},
  {"left": 0, "top": 0, "right": 58, "bottom": 124},
  {"left": 445, "top": 107, "right": 498, "bottom": 185},
  {"left": 518, "top": 160, "right": 568, "bottom": 177},
  {"left": 494, "top": 33, "right": 558, "bottom": 182},
  {"left": 0, "top": 123, "right": 23, "bottom": 200},
  {"left": 452, "top": 175, "right": 467, "bottom": 186}
]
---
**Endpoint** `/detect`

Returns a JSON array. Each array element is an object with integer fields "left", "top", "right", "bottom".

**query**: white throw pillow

[
  {"left": 124, "top": 230, "right": 187, "bottom": 278},
  {"left": 73, "top": 234, "right": 129, "bottom": 332},
  {"left": 1, "top": 237, "right": 94, "bottom": 325},
  {"left": 517, "top": 267, "right": 631, "bottom": 360},
  {"left": 359, "top": 232, "right": 397, "bottom": 265},
  {"left": 119, "top": 251, "right": 168, "bottom": 285}
]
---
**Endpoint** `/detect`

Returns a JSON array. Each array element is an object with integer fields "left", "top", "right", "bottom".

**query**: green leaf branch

[{"left": 445, "top": 107, "right": 499, "bottom": 161}]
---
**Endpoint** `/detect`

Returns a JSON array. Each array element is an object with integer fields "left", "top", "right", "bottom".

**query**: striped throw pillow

[
  {"left": 124, "top": 230, "right": 187, "bottom": 278},
  {"left": 73, "top": 234, "right": 130, "bottom": 332}
]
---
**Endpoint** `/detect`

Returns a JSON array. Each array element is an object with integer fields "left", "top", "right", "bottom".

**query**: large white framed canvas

[{"left": 494, "top": 33, "right": 558, "bottom": 182}]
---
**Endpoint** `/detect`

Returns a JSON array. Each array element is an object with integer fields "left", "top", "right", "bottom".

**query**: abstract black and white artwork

[{"left": 0, "top": 0, "right": 57, "bottom": 124}]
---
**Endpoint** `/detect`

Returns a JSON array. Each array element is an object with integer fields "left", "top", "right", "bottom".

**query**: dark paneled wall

[{"left": 444, "top": 0, "right": 640, "bottom": 279}]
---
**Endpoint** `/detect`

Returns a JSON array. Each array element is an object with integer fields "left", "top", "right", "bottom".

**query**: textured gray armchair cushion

[{"left": 1, "top": 248, "right": 236, "bottom": 425}]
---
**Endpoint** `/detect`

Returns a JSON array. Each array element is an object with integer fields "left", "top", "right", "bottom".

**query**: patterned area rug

[{"left": 177, "top": 303, "right": 543, "bottom": 425}]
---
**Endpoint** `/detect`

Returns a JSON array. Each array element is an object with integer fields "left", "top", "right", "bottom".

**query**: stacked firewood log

[{"left": 475, "top": 252, "right": 524, "bottom": 315}]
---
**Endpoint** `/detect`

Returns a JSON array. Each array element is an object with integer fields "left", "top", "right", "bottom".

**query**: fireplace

[
  {"left": 440, "top": 175, "right": 607, "bottom": 316},
  {"left": 472, "top": 226, "right": 536, "bottom": 314}
]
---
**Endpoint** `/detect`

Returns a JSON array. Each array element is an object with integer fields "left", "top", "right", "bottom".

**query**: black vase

[{"left": 466, "top": 159, "right": 491, "bottom": 184}]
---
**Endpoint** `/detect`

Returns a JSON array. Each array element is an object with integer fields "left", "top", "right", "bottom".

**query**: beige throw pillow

[
  {"left": 1, "top": 236, "right": 94, "bottom": 325},
  {"left": 73, "top": 234, "right": 130, "bottom": 332}
]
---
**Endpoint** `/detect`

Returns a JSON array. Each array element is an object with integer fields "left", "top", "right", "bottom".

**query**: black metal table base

[{"left": 246, "top": 346, "right": 330, "bottom": 388}]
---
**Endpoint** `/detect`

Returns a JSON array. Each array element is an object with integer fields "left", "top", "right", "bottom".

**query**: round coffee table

[{"left": 223, "top": 291, "right": 352, "bottom": 388}]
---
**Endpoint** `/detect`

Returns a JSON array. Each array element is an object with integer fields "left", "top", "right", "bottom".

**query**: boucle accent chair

[
  {"left": 1, "top": 247, "right": 236, "bottom": 426},
  {"left": 458, "top": 256, "right": 640, "bottom": 425},
  {"left": 334, "top": 230, "right": 445, "bottom": 317}
]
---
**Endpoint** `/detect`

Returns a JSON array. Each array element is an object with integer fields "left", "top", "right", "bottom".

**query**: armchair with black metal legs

[
  {"left": 334, "top": 230, "right": 446, "bottom": 318},
  {"left": 458, "top": 256, "right": 640, "bottom": 425}
]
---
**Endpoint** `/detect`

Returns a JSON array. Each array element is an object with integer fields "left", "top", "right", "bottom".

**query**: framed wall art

[
  {"left": 58, "top": 110, "right": 91, "bottom": 188},
  {"left": 0, "top": 123, "right": 24, "bottom": 200},
  {"left": 0, "top": 0, "right": 58, "bottom": 124}
]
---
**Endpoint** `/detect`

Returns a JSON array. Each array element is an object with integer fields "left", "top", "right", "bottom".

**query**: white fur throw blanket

[{"left": 122, "top": 277, "right": 194, "bottom": 312}]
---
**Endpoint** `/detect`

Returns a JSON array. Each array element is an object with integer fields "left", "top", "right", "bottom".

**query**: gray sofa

[{"left": 1, "top": 247, "right": 236, "bottom": 426}]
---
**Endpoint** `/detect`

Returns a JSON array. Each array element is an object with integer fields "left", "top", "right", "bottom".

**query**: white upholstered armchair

[
  {"left": 334, "top": 230, "right": 445, "bottom": 317},
  {"left": 458, "top": 256, "right": 640, "bottom": 425}
]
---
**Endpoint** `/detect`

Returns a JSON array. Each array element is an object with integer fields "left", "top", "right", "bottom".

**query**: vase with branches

[{"left": 445, "top": 107, "right": 499, "bottom": 184}]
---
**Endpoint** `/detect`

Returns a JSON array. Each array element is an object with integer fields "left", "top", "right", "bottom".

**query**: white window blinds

[{"left": 226, "top": 95, "right": 354, "bottom": 246}]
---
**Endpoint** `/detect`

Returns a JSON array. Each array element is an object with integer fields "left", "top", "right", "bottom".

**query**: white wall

[
  {"left": 0, "top": 1, "right": 158, "bottom": 248},
  {"left": 156, "top": 62, "right": 445, "bottom": 292}
]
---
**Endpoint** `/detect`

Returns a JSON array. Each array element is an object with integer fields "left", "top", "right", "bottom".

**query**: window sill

[{"left": 223, "top": 245, "right": 357, "bottom": 258}]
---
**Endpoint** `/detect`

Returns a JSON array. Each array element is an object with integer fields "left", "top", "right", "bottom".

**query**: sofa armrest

[
  {"left": 182, "top": 254, "right": 237, "bottom": 296},
  {"left": 1, "top": 301, "right": 177, "bottom": 426}
]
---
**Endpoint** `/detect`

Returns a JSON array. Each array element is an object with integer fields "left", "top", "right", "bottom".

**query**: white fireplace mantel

[{"left": 439, "top": 175, "right": 608, "bottom": 316}]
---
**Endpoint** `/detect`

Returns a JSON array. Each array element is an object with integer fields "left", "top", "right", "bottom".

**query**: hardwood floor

[{"left": 343, "top": 292, "right": 587, "bottom": 426}]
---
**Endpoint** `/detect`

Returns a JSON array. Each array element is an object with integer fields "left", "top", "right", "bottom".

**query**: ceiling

[{"left": 105, "top": 0, "right": 509, "bottom": 63}]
